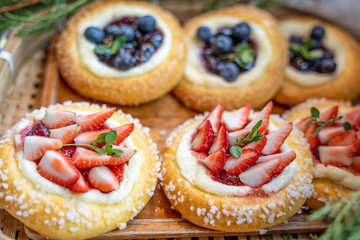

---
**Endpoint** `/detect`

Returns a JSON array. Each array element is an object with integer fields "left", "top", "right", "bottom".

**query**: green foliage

[
  {"left": 220, "top": 43, "right": 256, "bottom": 68},
  {"left": 94, "top": 36, "right": 127, "bottom": 55},
  {"left": 290, "top": 39, "right": 324, "bottom": 60}
]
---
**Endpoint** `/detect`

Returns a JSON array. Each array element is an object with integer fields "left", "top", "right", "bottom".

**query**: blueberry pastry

[
  {"left": 161, "top": 102, "right": 313, "bottom": 231},
  {"left": 56, "top": 0, "right": 186, "bottom": 105},
  {"left": 173, "top": 5, "right": 287, "bottom": 111},
  {"left": 0, "top": 102, "right": 160, "bottom": 239},
  {"left": 275, "top": 16, "right": 360, "bottom": 106}
]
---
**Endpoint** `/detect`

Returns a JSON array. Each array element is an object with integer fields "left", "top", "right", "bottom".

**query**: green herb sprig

[
  {"left": 305, "top": 107, "right": 351, "bottom": 137},
  {"left": 229, "top": 120, "right": 264, "bottom": 158},
  {"left": 290, "top": 39, "right": 324, "bottom": 60},
  {"left": 64, "top": 130, "right": 123, "bottom": 157},
  {"left": 94, "top": 36, "right": 127, "bottom": 55},
  {"left": 308, "top": 190, "right": 360, "bottom": 240},
  {"left": 220, "top": 43, "right": 255, "bottom": 68}
]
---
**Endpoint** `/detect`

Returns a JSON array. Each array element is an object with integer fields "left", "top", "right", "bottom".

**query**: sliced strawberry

[
  {"left": 229, "top": 128, "right": 251, "bottom": 146},
  {"left": 201, "top": 148, "right": 226, "bottom": 174},
  {"left": 295, "top": 116, "right": 311, "bottom": 133},
  {"left": 318, "top": 125, "right": 346, "bottom": 145},
  {"left": 37, "top": 150, "right": 79, "bottom": 187},
  {"left": 49, "top": 124, "right": 80, "bottom": 144},
  {"left": 239, "top": 157, "right": 280, "bottom": 187},
  {"left": 246, "top": 101, "right": 273, "bottom": 134},
  {"left": 318, "top": 145, "right": 353, "bottom": 167},
  {"left": 352, "top": 156, "right": 360, "bottom": 173},
  {"left": 197, "top": 103, "right": 223, "bottom": 133},
  {"left": 342, "top": 107, "right": 360, "bottom": 130},
  {"left": 111, "top": 146, "right": 137, "bottom": 165},
  {"left": 72, "top": 147, "right": 113, "bottom": 169},
  {"left": 110, "top": 164, "right": 126, "bottom": 182},
  {"left": 192, "top": 120, "right": 214, "bottom": 152},
  {"left": 191, "top": 151, "right": 208, "bottom": 162},
  {"left": 328, "top": 130, "right": 357, "bottom": 146},
  {"left": 243, "top": 136, "right": 267, "bottom": 152},
  {"left": 74, "top": 123, "right": 134, "bottom": 145},
  {"left": 60, "top": 146, "right": 76, "bottom": 157},
  {"left": 42, "top": 110, "right": 76, "bottom": 129},
  {"left": 305, "top": 123, "right": 319, "bottom": 151},
  {"left": 88, "top": 166, "right": 120, "bottom": 193},
  {"left": 320, "top": 106, "right": 338, "bottom": 121},
  {"left": 353, "top": 139, "right": 360, "bottom": 155},
  {"left": 224, "top": 149, "right": 260, "bottom": 175},
  {"left": 74, "top": 108, "right": 116, "bottom": 132},
  {"left": 358, "top": 131, "right": 360, "bottom": 140},
  {"left": 257, "top": 151, "right": 296, "bottom": 174},
  {"left": 23, "top": 136, "right": 63, "bottom": 161},
  {"left": 222, "top": 105, "right": 251, "bottom": 131},
  {"left": 209, "top": 123, "right": 229, "bottom": 154},
  {"left": 261, "top": 122, "right": 293, "bottom": 155},
  {"left": 68, "top": 173, "right": 90, "bottom": 193}
]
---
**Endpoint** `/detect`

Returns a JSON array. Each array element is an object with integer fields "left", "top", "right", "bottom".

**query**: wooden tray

[{"left": 18, "top": 34, "right": 329, "bottom": 239}]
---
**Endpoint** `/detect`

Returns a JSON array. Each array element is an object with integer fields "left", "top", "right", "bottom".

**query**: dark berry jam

[{"left": 91, "top": 16, "right": 163, "bottom": 70}]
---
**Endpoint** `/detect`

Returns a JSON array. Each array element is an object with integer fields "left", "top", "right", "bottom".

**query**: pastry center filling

[
  {"left": 85, "top": 16, "right": 163, "bottom": 70},
  {"left": 295, "top": 105, "right": 360, "bottom": 190},
  {"left": 197, "top": 23, "right": 257, "bottom": 82},
  {"left": 13, "top": 108, "right": 142, "bottom": 204},
  {"left": 176, "top": 103, "right": 299, "bottom": 197},
  {"left": 288, "top": 25, "right": 336, "bottom": 74}
]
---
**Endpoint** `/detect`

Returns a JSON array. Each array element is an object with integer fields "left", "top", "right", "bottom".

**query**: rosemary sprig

[
  {"left": 308, "top": 191, "right": 360, "bottom": 240},
  {"left": 290, "top": 39, "right": 324, "bottom": 60},
  {"left": 305, "top": 107, "right": 351, "bottom": 137},
  {"left": 64, "top": 130, "right": 123, "bottom": 157},
  {"left": 229, "top": 120, "right": 264, "bottom": 158},
  {"left": 220, "top": 43, "right": 255, "bottom": 68}
]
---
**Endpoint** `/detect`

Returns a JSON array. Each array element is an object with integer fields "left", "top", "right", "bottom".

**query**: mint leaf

[
  {"left": 105, "top": 130, "right": 117, "bottom": 144},
  {"left": 311, "top": 107, "right": 320, "bottom": 118},
  {"left": 111, "top": 36, "right": 127, "bottom": 54},
  {"left": 94, "top": 45, "right": 108, "bottom": 55},
  {"left": 234, "top": 57, "right": 246, "bottom": 68},
  {"left": 94, "top": 148, "right": 106, "bottom": 155},
  {"left": 230, "top": 146, "right": 242, "bottom": 158},
  {"left": 240, "top": 49, "right": 255, "bottom": 64},
  {"left": 309, "top": 49, "right": 324, "bottom": 60},
  {"left": 343, "top": 122, "right": 352, "bottom": 131},
  {"left": 290, "top": 43, "right": 300, "bottom": 52}
]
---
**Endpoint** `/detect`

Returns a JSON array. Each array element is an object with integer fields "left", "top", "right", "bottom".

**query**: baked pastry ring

[
  {"left": 284, "top": 99, "right": 360, "bottom": 209},
  {"left": 274, "top": 16, "right": 360, "bottom": 106},
  {"left": 161, "top": 102, "right": 313, "bottom": 231},
  {"left": 56, "top": 0, "right": 186, "bottom": 106},
  {"left": 173, "top": 5, "right": 287, "bottom": 112},
  {"left": 0, "top": 102, "right": 159, "bottom": 239}
]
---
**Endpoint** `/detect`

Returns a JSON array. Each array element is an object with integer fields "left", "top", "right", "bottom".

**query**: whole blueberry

[
  {"left": 152, "top": 33, "right": 163, "bottom": 47},
  {"left": 310, "top": 39, "right": 321, "bottom": 50},
  {"left": 114, "top": 50, "right": 134, "bottom": 70},
  {"left": 85, "top": 27, "right": 104, "bottom": 44},
  {"left": 218, "top": 27, "right": 233, "bottom": 37},
  {"left": 319, "top": 58, "right": 336, "bottom": 73},
  {"left": 211, "top": 35, "right": 233, "bottom": 55},
  {"left": 118, "top": 24, "right": 135, "bottom": 41},
  {"left": 233, "top": 22, "right": 251, "bottom": 40},
  {"left": 106, "top": 25, "right": 122, "bottom": 36},
  {"left": 311, "top": 25, "right": 325, "bottom": 40},
  {"left": 138, "top": 15, "right": 156, "bottom": 33},
  {"left": 220, "top": 62, "right": 240, "bottom": 82},
  {"left": 197, "top": 26, "right": 212, "bottom": 43}
]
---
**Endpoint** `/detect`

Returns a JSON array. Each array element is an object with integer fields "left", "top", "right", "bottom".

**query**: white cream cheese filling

[
  {"left": 15, "top": 110, "right": 143, "bottom": 204},
  {"left": 77, "top": 5, "right": 172, "bottom": 78},
  {"left": 176, "top": 120, "right": 299, "bottom": 197},
  {"left": 184, "top": 17, "right": 272, "bottom": 88},
  {"left": 281, "top": 20, "right": 346, "bottom": 87}
]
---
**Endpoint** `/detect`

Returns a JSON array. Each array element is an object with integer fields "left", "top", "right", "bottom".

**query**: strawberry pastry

[
  {"left": 161, "top": 102, "right": 313, "bottom": 232},
  {"left": 0, "top": 102, "right": 159, "bottom": 239},
  {"left": 284, "top": 99, "right": 360, "bottom": 209}
]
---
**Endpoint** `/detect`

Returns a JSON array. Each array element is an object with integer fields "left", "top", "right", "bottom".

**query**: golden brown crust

[
  {"left": 173, "top": 5, "right": 287, "bottom": 112},
  {"left": 56, "top": 0, "right": 186, "bottom": 106},
  {"left": 275, "top": 16, "right": 360, "bottom": 106},
  {"left": 284, "top": 98, "right": 357, "bottom": 209},
  {"left": 0, "top": 103, "right": 159, "bottom": 239},
  {"left": 161, "top": 114, "right": 313, "bottom": 231}
]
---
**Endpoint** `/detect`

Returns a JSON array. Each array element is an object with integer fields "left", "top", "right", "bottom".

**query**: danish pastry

[
  {"left": 275, "top": 16, "right": 360, "bottom": 106},
  {"left": 173, "top": 5, "right": 287, "bottom": 111},
  {"left": 0, "top": 102, "right": 159, "bottom": 239},
  {"left": 284, "top": 99, "right": 360, "bottom": 209},
  {"left": 161, "top": 102, "right": 313, "bottom": 231},
  {"left": 56, "top": 0, "right": 186, "bottom": 105}
]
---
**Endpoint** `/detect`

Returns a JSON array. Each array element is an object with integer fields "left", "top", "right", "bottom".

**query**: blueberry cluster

[
  {"left": 84, "top": 15, "right": 163, "bottom": 70},
  {"left": 289, "top": 25, "right": 336, "bottom": 73},
  {"left": 196, "top": 22, "right": 256, "bottom": 82}
]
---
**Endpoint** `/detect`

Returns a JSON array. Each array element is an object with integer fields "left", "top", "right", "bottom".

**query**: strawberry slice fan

[
  {"left": 284, "top": 99, "right": 360, "bottom": 210},
  {"left": 0, "top": 102, "right": 160, "bottom": 240},
  {"left": 161, "top": 102, "right": 313, "bottom": 232}
]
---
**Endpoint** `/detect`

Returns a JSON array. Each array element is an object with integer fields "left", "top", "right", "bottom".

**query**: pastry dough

[
  {"left": 284, "top": 99, "right": 359, "bottom": 209},
  {"left": 161, "top": 106, "right": 313, "bottom": 231},
  {"left": 56, "top": 0, "right": 186, "bottom": 105},
  {"left": 173, "top": 5, "right": 287, "bottom": 111},
  {"left": 275, "top": 16, "right": 360, "bottom": 106},
  {"left": 0, "top": 102, "right": 160, "bottom": 239}
]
